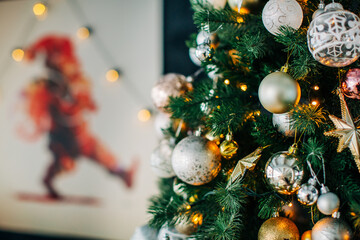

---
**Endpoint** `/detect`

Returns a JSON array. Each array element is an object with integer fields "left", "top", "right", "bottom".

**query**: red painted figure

[{"left": 21, "top": 35, "right": 137, "bottom": 198}]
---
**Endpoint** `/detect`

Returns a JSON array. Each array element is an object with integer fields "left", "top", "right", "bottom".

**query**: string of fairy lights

[{"left": 9, "top": 1, "right": 153, "bottom": 123}]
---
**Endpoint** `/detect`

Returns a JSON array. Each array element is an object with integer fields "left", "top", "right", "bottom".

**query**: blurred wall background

[{"left": 0, "top": 0, "right": 162, "bottom": 239}]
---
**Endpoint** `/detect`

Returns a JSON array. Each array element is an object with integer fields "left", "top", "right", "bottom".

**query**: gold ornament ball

[
  {"left": 220, "top": 139, "right": 238, "bottom": 159},
  {"left": 258, "top": 71, "right": 301, "bottom": 114},
  {"left": 301, "top": 230, "right": 312, "bottom": 240},
  {"left": 258, "top": 217, "right": 300, "bottom": 240},
  {"left": 175, "top": 217, "right": 197, "bottom": 235}
]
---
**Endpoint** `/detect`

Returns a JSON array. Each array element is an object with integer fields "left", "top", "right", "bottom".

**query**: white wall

[{"left": 0, "top": 0, "right": 162, "bottom": 239}]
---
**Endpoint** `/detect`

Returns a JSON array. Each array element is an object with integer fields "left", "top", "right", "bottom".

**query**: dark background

[{"left": 0, "top": 0, "right": 195, "bottom": 239}]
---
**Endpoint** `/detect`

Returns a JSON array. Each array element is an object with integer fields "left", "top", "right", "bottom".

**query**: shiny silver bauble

[
  {"left": 171, "top": 136, "right": 221, "bottom": 185},
  {"left": 297, "top": 178, "right": 319, "bottom": 206},
  {"left": 312, "top": 217, "right": 353, "bottom": 240},
  {"left": 195, "top": 43, "right": 212, "bottom": 62},
  {"left": 265, "top": 147, "right": 304, "bottom": 195},
  {"left": 258, "top": 71, "right": 301, "bottom": 114}
]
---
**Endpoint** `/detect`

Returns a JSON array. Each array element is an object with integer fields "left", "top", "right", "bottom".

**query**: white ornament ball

[
  {"left": 150, "top": 139, "right": 176, "bottom": 178},
  {"left": 151, "top": 73, "right": 192, "bottom": 111},
  {"left": 317, "top": 190, "right": 340, "bottom": 215},
  {"left": 171, "top": 136, "right": 221, "bottom": 185},
  {"left": 189, "top": 48, "right": 202, "bottom": 66},
  {"left": 262, "top": 0, "right": 303, "bottom": 35},
  {"left": 307, "top": 3, "right": 360, "bottom": 67},
  {"left": 272, "top": 112, "right": 295, "bottom": 137},
  {"left": 154, "top": 112, "right": 172, "bottom": 138},
  {"left": 203, "top": 0, "right": 227, "bottom": 10},
  {"left": 258, "top": 71, "right": 301, "bottom": 114},
  {"left": 312, "top": 217, "right": 353, "bottom": 240}
]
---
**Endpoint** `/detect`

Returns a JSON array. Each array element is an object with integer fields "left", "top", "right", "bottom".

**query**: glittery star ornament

[
  {"left": 324, "top": 89, "right": 360, "bottom": 173},
  {"left": 228, "top": 147, "right": 263, "bottom": 185}
]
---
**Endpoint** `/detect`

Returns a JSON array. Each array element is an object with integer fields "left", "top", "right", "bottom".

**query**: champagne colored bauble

[
  {"left": 203, "top": 0, "right": 227, "bottom": 9},
  {"left": 307, "top": 3, "right": 360, "bottom": 67},
  {"left": 154, "top": 112, "right": 171, "bottom": 138},
  {"left": 258, "top": 217, "right": 300, "bottom": 240},
  {"left": 311, "top": 217, "right": 353, "bottom": 240},
  {"left": 265, "top": 146, "right": 304, "bottom": 195},
  {"left": 297, "top": 178, "right": 319, "bottom": 206},
  {"left": 189, "top": 48, "right": 202, "bottom": 66},
  {"left": 150, "top": 139, "right": 176, "bottom": 178},
  {"left": 258, "top": 71, "right": 301, "bottom": 114},
  {"left": 317, "top": 187, "right": 340, "bottom": 215},
  {"left": 171, "top": 136, "right": 221, "bottom": 185},
  {"left": 341, "top": 68, "right": 360, "bottom": 99},
  {"left": 272, "top": 112, "right": 295, "bottom": 137},
  {"left": 175, "top": 217, "right": 197, "bottom": 236},
  {"left": 301, "top": 230, "right": 312, "bottom": 240},
  {"left": 262, "top": 0, "right": 303, "bottom": 35},
  {"left": 151, "top": 73, "right": 192, "bottom": 111},
  {"left": 157, "top": 225, "right": 188, "bottom": 240}
]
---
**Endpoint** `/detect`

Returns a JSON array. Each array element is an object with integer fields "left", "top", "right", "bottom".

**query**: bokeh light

[
  {"left": 138, "top": 109, "right": 151, "bottom": 122},
  {"left": 12, "top": 48, "right": 24, "bottom": 62}
]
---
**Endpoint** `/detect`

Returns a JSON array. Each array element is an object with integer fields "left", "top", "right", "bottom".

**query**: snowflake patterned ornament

[{"left": 307, "top": 2, "right": 360, "bottom": 67}]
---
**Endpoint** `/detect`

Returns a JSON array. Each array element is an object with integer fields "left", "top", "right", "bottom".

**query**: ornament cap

[
  {"left": 308, "top": 177, "right": 317, "bottom": 186},
  {"left": 288, "top": 143, "right": 298, "bottom": 155},
  {"left": 225, "top": 133, "right": 232, "bottom": 141},
  {"left": 324, "top": 2, "right": 343, "bottom": 12},
  {"left": 332, "top": 211, "right": 341, "bottom": 219},
  {"left": 280, "top": 64, "right": 289, "bottom": 73},
  {"left": 320, "top": 184, "right": 330, "bottom": 194}
]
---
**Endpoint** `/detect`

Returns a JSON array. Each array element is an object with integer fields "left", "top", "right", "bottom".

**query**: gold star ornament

[
  {"left": 324, "top": 89, "right": 360, "bottom": 173},
  {"left": 228, "top": 147, "right": 264, "bottom": 185}
]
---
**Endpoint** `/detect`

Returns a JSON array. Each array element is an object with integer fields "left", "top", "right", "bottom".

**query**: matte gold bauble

[{"left": 258, "top": 217, "right": 300, "bottom": 240}]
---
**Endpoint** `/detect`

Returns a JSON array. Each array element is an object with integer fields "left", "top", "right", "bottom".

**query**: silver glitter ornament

[
  {"left": 150, "top": 139, "right": 176, "bottom": 178},
  {"left": 317, "top": 185, "right": 340, "bottom": 215},
  {"left": 265, "top": 144, "right": 304, "bottom": 195},
  {"left": 272, "top": 112, "right": 295, "bottom": 137},
  {"left": 258, "top": 71, "right": 301, "bottom": 114},
  {"left": 171, "top": 136, "right": 221, "bottom": 186},
  {"left": 312, "top": 216, "right": 353, "bottom": 240},
  {"left": 151, "top": 73, "right": 192, "bottom": 112},
  {"left": 297, "top": 178, "right": 319, "bottom": 206},
  {"left": 307, "top": 3, "right": 360, "bottom": 67},
  {"left": 195, "top": 43, "right": 212, "bottom": 62}
]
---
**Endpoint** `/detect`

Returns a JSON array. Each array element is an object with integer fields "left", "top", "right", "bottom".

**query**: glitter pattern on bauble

[
  {"left": 307, "top": 3, "right": 360, "bottom": 67},
  {"left": 171, "top": 136, "right": 221, "bottom": 185},
  {"left": 311, "top": 217, "right": 353, "bottom": 240},
  {"left": 151, "top": 73, "right": 192, "bottom": 112},
  {"left": 341, "top": 68, "right": 360, "bottom": 99},
  {"left": 258, "top": 71, "right": 301, "bottom": 114},
  {"left": 262, "top": 0, "right": 303, "bottom": 35},
  {"left": 258, "top": 217, "right": 300, "bottom": 240}
]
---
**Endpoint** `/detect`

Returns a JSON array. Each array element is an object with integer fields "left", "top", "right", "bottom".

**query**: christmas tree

[{"left": 148, "top": 0, "right": 360, "bottom": 239}]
